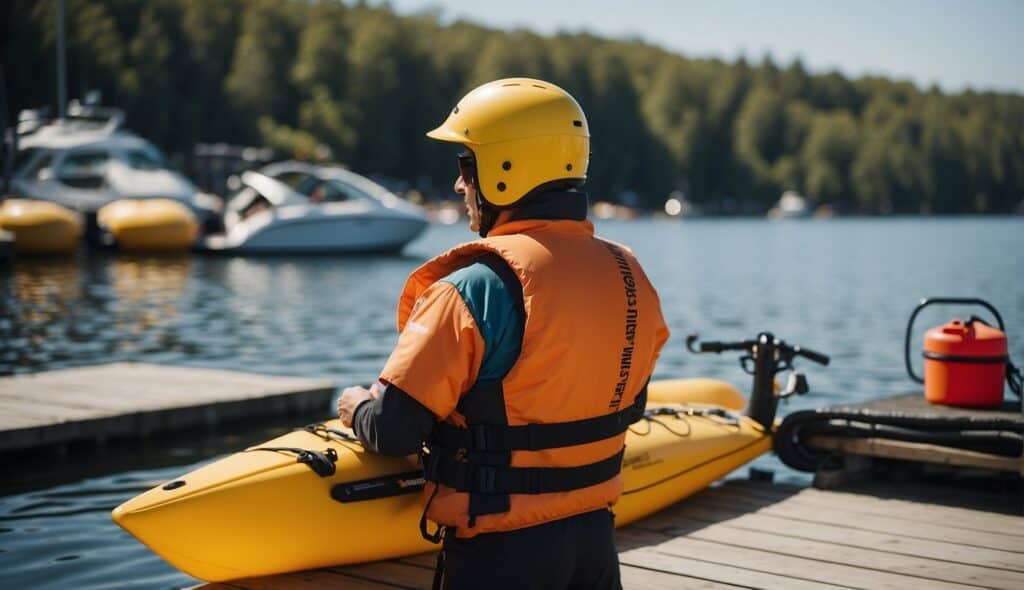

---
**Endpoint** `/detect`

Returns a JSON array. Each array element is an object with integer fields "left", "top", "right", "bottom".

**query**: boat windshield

[
  {"left": 24, "top": 152, "right": 56, "bottom": 180},
  {"left": 14, "top": 148, "right": 42, "bottom": 174},
  {"left": 269, "top": 171, "right": 372, "bottom": 204},
  {"left": 123, "top": 146, "right": 169, "bottom": 170},
  {"left": 56, "top": 149, "right": 111, "bottom": 189},
  {"left": 324, "top": 179, "right": 373, "bottom": 203}
]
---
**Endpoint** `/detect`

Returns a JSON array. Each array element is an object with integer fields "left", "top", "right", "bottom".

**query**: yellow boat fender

[
  {"left": 97, "top": 199, "right": 199, "bottom": 252},
  {"left": 0, "top": 199, "right": 82, "bottom": 254}
]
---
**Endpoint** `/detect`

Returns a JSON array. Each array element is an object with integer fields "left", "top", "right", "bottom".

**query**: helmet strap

[{"left": 476, "top": 192, "right": 500, "bottom": 237}]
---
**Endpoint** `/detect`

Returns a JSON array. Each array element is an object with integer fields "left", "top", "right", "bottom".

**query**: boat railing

[{"left": 16, "top": 100, "right": 126, "bottom": 137}]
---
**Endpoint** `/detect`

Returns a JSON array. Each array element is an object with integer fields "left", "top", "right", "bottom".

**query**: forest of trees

[{"left": 4, "top": 0, "right": 1024, "bottom": 214}]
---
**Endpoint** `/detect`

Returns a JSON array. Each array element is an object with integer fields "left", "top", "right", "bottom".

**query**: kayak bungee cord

[
  {"left": 245, "top": 446, "right": 340, "bottom": 477},
  {"left": 630, "top": 411, "right": 693, "bottom": 438},
  {"left": 301, "top": 422, "right": 361, "bottom": 444},
  {"left": 631, "top": 406, "right": 745, "bottom": 439}
]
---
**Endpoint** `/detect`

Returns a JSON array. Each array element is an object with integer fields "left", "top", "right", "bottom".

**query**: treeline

[{"left": 5, "top": 0, "right": 1024, "bottom": 213}]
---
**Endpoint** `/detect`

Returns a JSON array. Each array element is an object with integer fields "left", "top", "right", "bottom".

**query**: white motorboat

[
  {"left": 9, "top": 101, "right": 218, "bottom": 220},
  {"left": 201, "top": 161, "right": 429, "bottom": 254},
  {"left": 767, "top": 190, "right": 812, "bottom": 220}
]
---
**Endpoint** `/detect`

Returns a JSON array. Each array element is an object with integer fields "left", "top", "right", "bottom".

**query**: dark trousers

[{"left": 439, "top": 509, "right": 621, "bottom": 590}]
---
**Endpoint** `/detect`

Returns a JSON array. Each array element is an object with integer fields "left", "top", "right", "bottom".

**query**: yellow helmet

[{"left": 427, "top": 78, "right": 590, "bottom": 207}]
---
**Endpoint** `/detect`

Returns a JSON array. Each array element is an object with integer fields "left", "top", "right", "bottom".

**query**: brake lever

[{"left": 777, "top": 372, "right": 809, "bottom": 400}]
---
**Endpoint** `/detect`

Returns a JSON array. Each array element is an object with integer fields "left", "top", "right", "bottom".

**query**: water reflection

[{"left": 108, "top": 255, "right": 192, "bottom": 353}]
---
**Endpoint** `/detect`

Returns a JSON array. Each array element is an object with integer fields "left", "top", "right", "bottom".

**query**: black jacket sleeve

[{"left": 352, "top": 383, "right": 437, "bottom": 456}]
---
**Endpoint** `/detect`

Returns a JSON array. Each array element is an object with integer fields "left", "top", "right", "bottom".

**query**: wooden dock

[
  {"left": 197, "top": 478, "right": 1024, "bottom": 590},
  {"left": 0, "top": 363, "right": 335, "bottom": 452}
]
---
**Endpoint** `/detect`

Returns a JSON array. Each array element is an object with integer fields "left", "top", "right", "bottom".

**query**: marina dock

[
  {"left": 0, "top": 363, "right": 336, "bottom": 453},
  {"left": 195, "top": 478, "right": 1024, "bottom": 590}
]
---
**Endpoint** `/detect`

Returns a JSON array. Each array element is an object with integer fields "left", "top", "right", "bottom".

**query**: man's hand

[{"left": 337, "top": 382, "right": 384, "bottom": 428}]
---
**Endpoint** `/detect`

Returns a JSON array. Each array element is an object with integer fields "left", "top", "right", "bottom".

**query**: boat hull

[{"left": 202, "top": 214, "right": 428, "bottom": 254}]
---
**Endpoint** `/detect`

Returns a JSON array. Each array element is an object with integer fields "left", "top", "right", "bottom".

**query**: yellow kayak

[
  {"left": 112, "top": 378, "right": 769, "bottom": 582},
  {"left": 97, "top": 199, "right": 199, "bottom": 252},
  {"left": 0, "top": 199, "right": 82, "bottom": 254}
]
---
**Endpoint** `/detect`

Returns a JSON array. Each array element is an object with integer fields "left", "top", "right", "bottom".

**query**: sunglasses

[{"left": 457, "top": 152, "right": 476, "bottom": 185}]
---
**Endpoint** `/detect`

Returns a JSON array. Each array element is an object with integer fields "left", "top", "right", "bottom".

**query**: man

[{"left": 337, "top": 78, "right": 669, "bottom": 590}]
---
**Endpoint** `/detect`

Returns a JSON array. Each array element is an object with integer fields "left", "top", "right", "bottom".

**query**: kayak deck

[{"left": 196, "top": 477, "right": 1024, "bottom": 590}]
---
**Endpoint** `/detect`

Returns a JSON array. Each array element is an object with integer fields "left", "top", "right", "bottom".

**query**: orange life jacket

[{"left": 396, "top": 218, "right": 668, "bottom": 538}]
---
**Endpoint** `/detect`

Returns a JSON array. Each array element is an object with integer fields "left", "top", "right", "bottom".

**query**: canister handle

[{"left": 904, "top": 297, "right": 1005, "bottom": 383}]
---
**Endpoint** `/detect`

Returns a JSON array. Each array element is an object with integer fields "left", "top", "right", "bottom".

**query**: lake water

[{"left": 1, "top": 217, "right": 1022, "bottom": 588}]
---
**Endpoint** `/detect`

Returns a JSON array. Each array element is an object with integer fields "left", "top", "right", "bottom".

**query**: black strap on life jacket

[
  {"left": 421, "top": 382, "right": 647, "bottom": 534},
  {"left": 424, "top": 446, "right": 626, "bottom": 495},
  {"left": 433, "top": 383, "right": 648, "bottom": 452}
]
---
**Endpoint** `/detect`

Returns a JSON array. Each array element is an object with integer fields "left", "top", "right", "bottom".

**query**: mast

[{"left": 56, "top": 0, "right": 68, "bottom": 119}]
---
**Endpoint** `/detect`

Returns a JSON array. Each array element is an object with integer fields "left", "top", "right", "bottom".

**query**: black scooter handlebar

[
  {"left": 701, "top": 341, "right": 753, "bottom": 353},
  {"left": 687, "top": 333, "right": 829, "bottom": 365},
  {"left": 686, "top": 334, "right": 752, "bottom": 354},
  {"left": 793, "top": 346, "right": 830, "bottom": 366}
]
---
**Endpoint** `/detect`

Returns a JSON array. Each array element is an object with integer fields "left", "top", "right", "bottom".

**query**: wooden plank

[
  {"left": 0, "top": 387, "right": 216, "bottom": 414},
  {"left": 720, "top": 480, "right": 1024, "bottom": 536},
  {"left": 0, "top": 398, "right": 109, "bottom": 423},
  {"left": 0, "top": 363, "right": 335, "bottom": 452},
  {"left": 618, "top": 538, "right": 848, "bottom": 590},
  {"left": 691, "top": 490, "right": 1024, "bottom": 552},
  {"left": 646, "top": 501, "right": 1024, "bottom": 572},
  {"left": 331, "top": 561, "right": 433, "bottom": 588},
  {"left": 646, "top": 535, "right": 986, "bottom": 590},
  {"left": 620, "top": 564, "right": 747, "bottom": 590},
  {"left": 335, "top": 549, "right": 744, "bottom": 590},
  {"left": 191, "top": 480, "right": 1023, "bottom": 590},
  {"left": 395, "top": 554, "right": 437, "bottom": 568},
  {"left": 807, "top": 435, "right": 1022, "bottom": 473},
  {"left": 225, "top": 570, "right": 401, "bottom": 589},
  {"left": 4, "top": 364, "right": 332, "bottom": 405},
  {"left": 672, "top": 514, "right": 1024, "bottom": 589}
]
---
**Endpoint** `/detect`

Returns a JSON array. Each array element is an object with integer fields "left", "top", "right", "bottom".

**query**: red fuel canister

[{"left": 923, "top": 318, "right": 1008, "bottom": 407}]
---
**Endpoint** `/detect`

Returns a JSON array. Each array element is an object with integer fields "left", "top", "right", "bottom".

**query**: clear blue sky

[{"left": 377, "top": 0, "right": 1023, "bottom": 94}]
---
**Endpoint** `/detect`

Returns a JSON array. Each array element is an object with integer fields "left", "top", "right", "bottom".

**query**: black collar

[{"left": 507, "top": 190, "right": 589, "bottom": 222}]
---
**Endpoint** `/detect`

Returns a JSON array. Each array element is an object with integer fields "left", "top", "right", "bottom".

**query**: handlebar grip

[
  {"left": 796, "top": 346, "right": 830, "bottom": 366},
  {"left": 699, "top": 341, "right": 725, "bottom": 353}
]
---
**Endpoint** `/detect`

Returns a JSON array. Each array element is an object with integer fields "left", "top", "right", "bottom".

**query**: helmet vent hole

[
  {"left": 566, "top": 164, "right": 573, "bottom": 171},
  {"left": 533, "top": 84, "right": 546, "bottom": 89},
  {"left": 502, "top": 83, "right": 520, "bottom": 87},
  {"left": 497, "top": 182, "right": 507, "bottom": 192},
  {"left": 464, "top": 128, "right": 470, "bottom": 135},
  {"left": 573, "top": 120, "right": 583, "bottom": 127},
  {"left": 502, "top": 161, "right": 512, "bottom": 171},
  {"left": 453, "top": 106, "right": 460, "bottom": 114}
]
